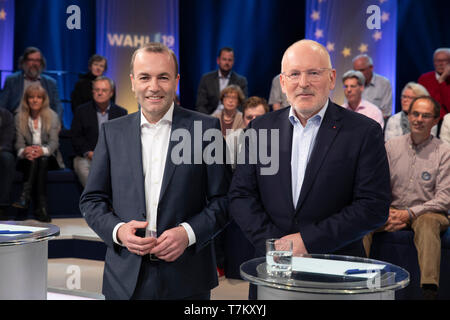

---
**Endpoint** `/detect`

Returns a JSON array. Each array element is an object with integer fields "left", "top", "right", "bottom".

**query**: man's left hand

[
  {"left": 281, "top": 232, "right": 308, "bottom": 256},
  {"left": 150, "top": 226, "right": 189, "bottom": 262},
  {"left": 383, "top": 208, "right": 409, "bottom": 232}
]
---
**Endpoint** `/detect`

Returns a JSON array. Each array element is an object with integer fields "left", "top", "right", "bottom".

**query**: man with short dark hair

[
  {"left": 364, "top": 96, "right": 450, "bottom": 300},
  {"left": 196, "top": 47, "right": 248, "bottom": 114},
  {"left": 71, "top": 54, "right": 109, "bottom": 113},
  {"left": 0, "top": 47, "right": 63, "bottom": 119},
  {"left": 342, "top": 70, "right": 384, "bottom": 128},
  {"left": 352, "top": 54, "right": 393, "bottom": 119},
  {"left": 71, "top": 76, "right": 127, "bottom": 187}
]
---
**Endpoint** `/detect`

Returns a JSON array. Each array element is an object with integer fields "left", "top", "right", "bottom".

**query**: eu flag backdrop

[{"left": 305, "top": 0, "right": 397, "bottom": 114}]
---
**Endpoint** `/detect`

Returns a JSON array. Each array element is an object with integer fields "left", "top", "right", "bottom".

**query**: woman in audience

[
  {"left": 212, "top": 85, "right": 245, "bottom": 137},
  {"left": 385, "top": 82, "right": 436, "bottom": 141},
  {"left": 440, "top": 113, "right": 450, "bottom": 144},
  {"left": 12, "top": 83, "right": 64, "bottom": 222}
]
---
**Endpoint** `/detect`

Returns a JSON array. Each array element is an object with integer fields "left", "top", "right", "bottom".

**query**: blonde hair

[
  {"left": 18, "top": 83, "right": 54, "bottom": 134},
  {"left": 402, "top": 82, "right": 430, "bottom": 97}
]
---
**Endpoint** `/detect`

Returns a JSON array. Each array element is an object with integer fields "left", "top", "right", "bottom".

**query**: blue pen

[
  {"left": 0, "top": 230, "right": 33, "bottom": 235},
  {"left": 345, "top": 268, "right": 384, "bottom": 275}
]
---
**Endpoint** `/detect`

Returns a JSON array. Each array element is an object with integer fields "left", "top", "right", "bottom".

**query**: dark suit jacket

[
  {"left": 0, "top": 71, "right": 63, "bottom": 119},
  {"left": 196, "top": 70, "right": 248, "bottom": 114},
  {"left": 79, "top": 106, "right": 231, "bottom": 299},
  {"left": 70, "top": 101, "right": 127, "bottom": 157},
  {"left": 228, "top": 101, "right": 391, "bottom": 258}
]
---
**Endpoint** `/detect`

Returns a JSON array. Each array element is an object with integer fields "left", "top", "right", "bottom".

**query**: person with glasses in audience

[
  {"left": 364, "top": 96, "right": 450, "bottom": 300},
  {"left": 71, "top": 76, "right": 127, "bottom": 187},
  {"left": 229, "top": 40, "right": 390, "bottom": 299},
  {"left": 212, "top": 85, "right": 245, "bottom": 137},
  {"left": 0, "top": 47, "right": 63, "bottom": 120},
  {"left": 352, "top": 54, "right": 393, "bottom": 120},
  {"left": 384, "top": 82, "right": 437, "bottom": 141}
]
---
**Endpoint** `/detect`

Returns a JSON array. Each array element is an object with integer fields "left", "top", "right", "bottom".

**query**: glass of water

[{"left": 266, "top": 238, "right": 293, "bottom": 278}]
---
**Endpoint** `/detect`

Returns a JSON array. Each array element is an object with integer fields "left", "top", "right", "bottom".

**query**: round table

[
  {"left": 0, "top": 221, "right": 60, "bottom": 299},
  {"left": 240, "top": 254, "right": 410, "bottom": 300}
]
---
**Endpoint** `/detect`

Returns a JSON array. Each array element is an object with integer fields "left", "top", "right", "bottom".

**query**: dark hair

[
  {"left": 18, "top": 47, "right": 46, "bottom": 70},
  {"left": 409, "top": 96, "right": 441, "bottom": 118},
  {"left": 218, "top": 47, "right": 234, "bottom": 58},
  {"left": 130, "top": 42, "right": 178, "bottom": 76},
  {"left": 243, "top": 96, "right": 269, "bottom": 115},
  {"left": 88, "top": 54, "right": 107, "bottom": 72}
]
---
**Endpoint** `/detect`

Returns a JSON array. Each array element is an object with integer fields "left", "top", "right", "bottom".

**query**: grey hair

[
  {"left": 352, "top": 54, "right": 373, "bottom": 67},
  {"left": 93, "top": 76, "right": 115, "bottom": 92},
  {"left": 342, "top": 70, "right": 366, "bottom": 86}
]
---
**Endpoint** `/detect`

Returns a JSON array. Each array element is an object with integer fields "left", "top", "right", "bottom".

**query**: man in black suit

[
  {"left": 80, "top": 42, "right": 231, "bottom": 299},
  {"left": 229, "top": 39, "right": 390, "bottom": 260},
  {"left": 196, "top": 47, "right": 248, "bottom": 114},
  {"left": 71, "top": 76, "right": 127, "bottom": 187}
]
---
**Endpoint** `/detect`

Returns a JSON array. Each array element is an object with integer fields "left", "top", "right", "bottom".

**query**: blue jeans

[{"left": 0, "top": 151, "right": 16, "bottom": 206}]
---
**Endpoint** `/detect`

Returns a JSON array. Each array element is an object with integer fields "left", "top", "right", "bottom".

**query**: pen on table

[
  {"left": 0, "top": 230, "right": 33, "bottom": 235},
  {"left": 344, "top": 268, "right": 384, "bottom": 275}
]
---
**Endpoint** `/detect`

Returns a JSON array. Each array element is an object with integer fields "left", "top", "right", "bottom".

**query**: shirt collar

[
  {"left": 96, "top": 103, "right": 111, "bottom": 114},
  {"left": 218, "top": 70, "right": 231, "bottom": 79},
  {"left": 288, "top": 99, "right": 329, "bottom": 127},
  {"left": 140, "top": 103, "right": 174, "bottom": 127},
  {"left": 407, "top": 134, "right": 434, "bottom": 151}
]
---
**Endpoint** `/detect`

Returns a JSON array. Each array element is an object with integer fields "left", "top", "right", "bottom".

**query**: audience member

[
  {"left": 71, "top": 54, "right": 108, "bottom": 113},
  {"left": 440, "top": 113, "right": 450, "bottom": 145},
  {"left": 342, "top": 70, "right": 384, "bottom": 129},
  {"left": 12, "top": 84, "right": 64, "bottom": 222},
  {"left": 0, "top": 47, "right": 63, "bottom": 119},
  {"left": 364, "top": 96, "right": 450, "bottom": 300},
  {"left": 418, "top": 48, "right": 450, "bottom": 123},
  {"left": 226, "top": 96, "right": 269, "bottom": 170},
  {"left": 212, "top": 85, "right": 245, "bottom": 137},
  {"left": 384, "top": 82, "right": 437, "bottom": 141},
  {"left": 196, "top": 47, "right": 248, "bottom": 115},
  {"left": 268, "top": 74, "right": 289, "bottom": 111},
  {"left": 352, "top": 54, "right": 393, "bottom": 119},
  {"left": 0, "top": 108, "right": 15, "bottom": 220},
  {"left": 71, "top": 76, "right": 127, "bottom": 187}
]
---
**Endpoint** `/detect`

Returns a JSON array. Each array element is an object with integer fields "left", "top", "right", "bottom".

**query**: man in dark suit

[
  {"left": 71, "top": 76, "right": 127, "bottom": 187},
  {"left": 196, "top": 47, "right": 248, "bottom": 115},
  {"left": 229, "top": 40, "right": 390, "bottom": 262},
  {"left": 79, "top": 42, "right": 231, "bottom": 300},
  {"left": 0, "top": 47, "right": 63, "bottom": 119}
]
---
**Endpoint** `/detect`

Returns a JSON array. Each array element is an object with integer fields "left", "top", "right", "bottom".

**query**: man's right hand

[{"left": 117, "top": 220, "right": 157, "bottom": 256}]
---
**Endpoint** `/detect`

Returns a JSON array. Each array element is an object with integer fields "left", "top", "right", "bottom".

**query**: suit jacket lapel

[
  {"left": 158, "top": 106, "right": 192, "bottom": 203},
  {"left": 127, "top": 111, "right": 146, "bottom": 218},
  {"left": 275, "top": 108, "right": 295, "bottom": 212},
  {"left": 295, "top": 102, "right": 342, "bottom": 212}
]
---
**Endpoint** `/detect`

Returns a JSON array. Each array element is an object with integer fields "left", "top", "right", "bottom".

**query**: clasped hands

[
  {"left": 23, "top": 145, "right": 44, "bottom": 161},
  {"left": 381, "top": 208, "right": 410, "bottom": 232},
  {"left": 117, "top": 220, "right": 188, "bottom": 262}
]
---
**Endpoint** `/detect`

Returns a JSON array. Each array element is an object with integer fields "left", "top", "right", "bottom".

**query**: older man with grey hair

[
  {"left": 342, "top": 70, "right": 384, "bottom": 128},
  {"left": 353, "top": 54, "right": 393, "bottom": 119}
]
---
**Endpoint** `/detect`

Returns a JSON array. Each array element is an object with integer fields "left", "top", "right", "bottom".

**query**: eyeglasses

[
  {"left": 93, "top": 88, "right": 111, "bottom": 94},
  {"left": 223, "top": 95, "right": 238, "bottom": 101},
  {"left": 26, "top": 58, "right": 41, "bottom": 63},
  {"left": 409, "top": 111, "right": 436, "bottom": 120},
  {"left": 401, "top": 95, "right": 416, "bottom": 100},
  {"left": 282, "top": 68, "right": 330, "bottom": 83}
]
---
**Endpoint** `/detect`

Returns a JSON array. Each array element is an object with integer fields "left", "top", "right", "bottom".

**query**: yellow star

[
  {"left": 358, "top": 43, "right": 369, "bottom": 53},
  {"left": 342, "top": 47, "right": 351, "bottom": 58},
  {"left": 0, "top": 9, "right": 6, "bottom": 20},
  {"left": 311, "top": 10, "right": 320, "bottom": 21}
]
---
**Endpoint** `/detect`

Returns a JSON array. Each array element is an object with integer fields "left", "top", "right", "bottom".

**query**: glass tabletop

[
  {"left": 0, "top": 221, "right": 60, "bottom": 246},
  {"left": 240, "top": 254, "right": 410, "bottom": 295}
]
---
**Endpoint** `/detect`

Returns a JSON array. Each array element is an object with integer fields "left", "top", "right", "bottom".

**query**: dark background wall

[{"left": 10, "top": 0, "right": 450, "bottom": 118}]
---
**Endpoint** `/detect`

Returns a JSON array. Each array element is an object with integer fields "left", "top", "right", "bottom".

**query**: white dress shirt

[
  {"left": 289, "top": 101, "right": 328, "bottom": 208},
  {"left": 113, "top": 104, "right": 196, "bottom": 246},
  {"left": 18, "top": 117, "right": 50, "bottom": 158}
]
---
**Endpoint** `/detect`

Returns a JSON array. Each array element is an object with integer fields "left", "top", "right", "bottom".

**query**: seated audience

[
  {"left": 0, "top": 47, "right": 63, "bottom": 119},
  {"left": 12, "top": 84, "right": 64, "bottom": 222},
  {"left": 71, "top": 54, "right": 108, "bottom": 113},
  {"left": 226, "top": 96, "right": 269, "bottom": 170},
  {"left": 384, "top": 82, "right": 437, "bottom": 141},
  {"left": 0, "top": 108, "right": 15, "bottom": 220},
  {"left": 364, "top": 96, "right": 450, "bottom": 300},
  {"left": 352, "top": 54, "right": 393, "bottom": 119},
  {"left": 418, "top": 48, "right": 450, "bottom": 123},
  {"left": 342, "top": 70, "right": 384, "bottom": 129},
  {"left": 440, "top": 113, "right": 450, "bottom": 145},
  {"left": 268, "top": 74, "right": 289, "bottom": 111},
  {"left": 212, "top": 85, "right": 245, "bottom": 137},
  {"left": 196, "top": 47, "right": 248, "bottom": 115},
  {"left": 71, "top": 76, "right": 127, "bottom": 187}
]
